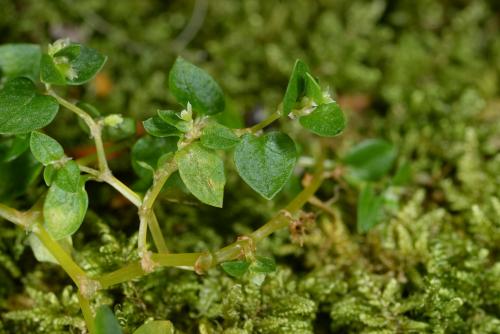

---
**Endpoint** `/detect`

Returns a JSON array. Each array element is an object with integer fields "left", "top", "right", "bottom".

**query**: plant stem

[
  {"left": 249, "top": 110, "right": 282, "bottom": 133},
  {"left": 78, "top": 293, "right": 95, "bottom": 334},
  {"left": 49, "top": 92, "right": 110, "bottom": 174},
  {"left": 0, "top": 203, "right": 26, "bottom": 227},
  {"left": 101, "top": 173, "right": 143, "bottom": 207},
  {"left": 34, "top": 224, "right": 88, "bottom": 287}
]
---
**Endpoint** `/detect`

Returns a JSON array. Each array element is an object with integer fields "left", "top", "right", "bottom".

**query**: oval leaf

[
  {"left": 234, "top": 132, "right": 297, "bottom": 200},
  {"left": 131, "top": 136, "right": 178, "bottom": 179},
  {"left": 357, "top": 184, "right": 384, "bottom": 233},
  {"left": 40, "top": 54, "right": 66, "bottom": 85},
  {"left": 251, "top": 256, "right": 276, "bottom": 274},
  {"left": 158, "top": 110, "right": 190, "bottom": 132},
  {"left": 30, "top": 131, "right": 65, "bottom": 165},
  {"left": 133, "top": 320, "right": 174, "bottom": 334},
  {"left": 282, "top": 59, "right": 309, "bottom": 115},
  {"left": 344, "top": 139, "right": 397, "bottom": 182},
  {"left": 175, "top": 143, "right": 225, "bottom": 207},
  {"left": 299, "top": 102, "right": 346, "bottom": 137},
  {"left": 169, "top": 57, "right": 225, "bottom": 115},
  {"left": 143, "top": 116, "right": 181, "bottom": 138},
  {"left": 200, "top": 123, "right": 240, "bottom": 150},
  {"left": 94, "top": 305, "right": 123, "bottom": 334},
  {"left": 0, "top": 44, "right": 41, "bottom": 81},
  {"left": 0, "top": 78, "right": 59, "bottom": 134},
  {"left": 53, "top": 160, "right": 81, "bottom": 192},
  {"left": 66, "top": 44, "right": 107, "bottom": 85},
  {"left": 43, "top": 181, "right": 88, "bottom": 240},
  {"left": 221, "top": 260, "right": 250, "bottom": 278}
]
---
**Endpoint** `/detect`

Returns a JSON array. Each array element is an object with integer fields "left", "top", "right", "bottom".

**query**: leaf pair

[
  {"left": 30, "top": 132, "right": 88, "bottom": 240},
  {"left": 221, "top": 256, "right": 277, "bottom": 279},
  {"left": 94, "top": 305, "right": 174, "bottom": 334}
]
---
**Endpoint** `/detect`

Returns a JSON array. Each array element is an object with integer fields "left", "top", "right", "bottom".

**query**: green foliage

[
  {"left": 0, "top": 44, "right": 41, "bottom": 81},
  {"left": 94, "top": 305, "right": 123, "bottom": 334},
  {"left": 221, "top": 260, "right": 251, "bottom": 278},
  {"left": 29, "top": 131, "right": 64, "bottom": 165},
  {"left": 175, "top": 142, "right": 226, "bottom": 207},
  {"left": 200, "top": 122, "right": 240, "bottom": 150},
  {"left": 0, "top": 78, "right": 59, "bottom": 134},
  {"left": 299, "top": 102, "right": 346, "bottom": 137},
  {"left": 344, "top": 139, "right": 397, "bottom": 182},
  {"left": 234, "top": 132, "right": 297, "bottom": 200},
  {"left": 282, "top": 59, "right": 310, "bottom": 115},
  {"left": 143, "top": 116, "right": 181, "bottom": 137},
  {"left": 169, "top": 57, "right": 225, "bottom": 115},
  {"left": 131, "top": 136, "right": 178, "bottom": 180},
  {"left": 356, "top": 184, "right": 383, "bottom": 233},
  {"left": 133, "top": 320, "right": 174, "bottom": 334}
]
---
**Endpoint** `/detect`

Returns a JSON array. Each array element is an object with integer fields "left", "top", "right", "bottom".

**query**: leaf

[
  {"left": 103, "top": 116, "right": 136, "bottom": 141},
  {"left": 0, "top": 44, "right": 41, "bottom": 81},
  {"left": 143, "top": 116, "right": 181, "bottom": 137},
  {"left": 234, "top": 132, "right": 297, "bottom": 200},
  {"left": 200, "top": 123, "right": 240, "bottom": 150},
  {"left": 133, "top": 320, "right": 174, "bottom": 334},
  {"left": 251, "top": 256, "right": 276, "bottom": 274},
  {"left": 344, "top": 139, "right": 398, "bottom": 182},
  {"left": 65, "top": 44, "right": 107, "bottom": 85},
  {"left": 175, "top": 143, "right": 225, "bottom": 207},
  {"left": 282, "top": 59, "right": 309, "bottom": 115},
  {"left": 2, "top": 134, "right": 30, "bottom": 162},
  {"left": 169, "top": 57, "right": 225, "bottom": 115},
  {"left": 29, "top": 131, "right": 65, "bottom": 165},
  {"left": 158, "top": 110, "right": 190, "bottom": 132},
  {"left": 299, "top": 102, "right": 346, "bottom": 137},
  {"left": 304, "top": 72, "right": 324, "bottom": 104},
  {"left": 392, "top": 162, "right": 412, "bottom": 186},
  {"left": 131, "top": 136, "right": 178, "bottom": 179},
  {"left": 357, "top": 184, "right": 384, "bottom": 233},
  {"left": 28, "top": 234, "right": 72, "bottom": 264},
  {"left": 221, "top": 260, "right": 250, "bottom": 278},
  {"left": 53, "top": 160, "right": 81, "bottom": 192},
  {"left": 94, "top": 305, "right": 123, "bottom": 334},
  {"left": 43, "top": 165, "right": 56, "bottom": 186},
  {"left": 0, "top": 148, "right": 41, "bottom": 201},
  {"left": 43, "top": 180, "right": 88, "bottom": 240},
  {"left": 40, "top": 54, "right": 66, "bottom": 85},
  {"left": 0, "top": 78, "right": 59, "bottom": 134}
]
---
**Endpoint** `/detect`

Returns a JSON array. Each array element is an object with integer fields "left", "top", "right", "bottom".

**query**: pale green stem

[
  {"left": 249, "top": 110, "right": 282, "bottom": 133},
  {"left": 78, "top": 293, "right": 95, "bottom": 334},
  {"left": 101, "top": 173, "right": 143, "bottom": 208},
  {"left": 0, "top": 203, "right": 26, "bottom": 227}
]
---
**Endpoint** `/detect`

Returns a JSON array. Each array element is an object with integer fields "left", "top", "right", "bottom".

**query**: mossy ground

[{"left": 0, "top": 1, "right": 499, "bottom": 333}]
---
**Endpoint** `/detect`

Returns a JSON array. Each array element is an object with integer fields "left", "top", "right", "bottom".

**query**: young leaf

[
  {"left": 251, "top": 256, "right": 276, "bottom": 274},
  {"left": 304, "top": 72, "right": 323, "bottom": 104},
  {"left": 143, "top": 116, "right": 181, "bottom": 137},
  {"left": 30, "top": 131, "right": 65, "bottom": 165},
  {"left": 221, "top": 260, "right": 250, "bottom": 278},
  {"left": 94, "top": 305, "right": 123, "bottom": 334},
  {"left": 0, "top": 78, "right": 59, "bottom": 134},
  {"left": 392, "top": 162, "right": 412, "bottom": 186},
  {"left": 0, "top": 44, "right": 41, "bottom": 81},
  {"left": 40, "top": 54, "right": 66, "bottom": 85},
  {"left": 282, "top": 59, "right": 309, "bottom": 115},
  {"left": 43, "top": 165, "right": 56, "bottom": 186},
  {"left": 158, "top": 110, "right": 190, "bottom": 132},
  {"left": 357, "top": 184, "right": 384, "bottom": 233},
  {"left": 175, "top": 143, "right": 225, "bottom": 207},
  {"left": 200, "top": 123, "right": 240, "bottom": 150},
  {"left": 234, "top": 132, "right": 297, "bottom": 200},
  {"left": 344, "top": 139, "right": 397, "bottom": 182},
  {"left": 43, "top": 181, "right": 88, "bottom": 240},
  {"left": 131, "top": 136, "right": 178, "bottom": 179},
  {"left": 65, "top": 44, "right": 107, "bottom": 85},
  {"left": 133, "top": 321, "right": 174, "bottom": 334},
  {"left": 299, "top": 102, "right": 346, "bottom": 137},
  {"left": 53, "top": 160, "right": 80, "bottom": 193},
  {"left": 2, "top": 134, "right": 30, "bottom": 162},
  {"left": 28, "top": 234, "right": 72, "bottom": 264},
  {"left": 169, "top": 57, "right": 225, "bottom": 115}
]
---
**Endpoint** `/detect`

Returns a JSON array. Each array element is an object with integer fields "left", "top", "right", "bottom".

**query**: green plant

[{"left": 0, "top": 39, "right": 388, "bottom": 332}]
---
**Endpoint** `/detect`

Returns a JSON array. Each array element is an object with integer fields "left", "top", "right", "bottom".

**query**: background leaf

[
  {"left": 0, "top": 146, "right": 41, "bottom": 201},
  {"left": 169, "top": 57, "right": 225, "bottom": 115},
  {"left": 299, "top": 102, "right": 346, "bottom": 137},
  {"left": 94, "top": 305, "right": 123, "bottom": 334},
  {"left": 234, "top": 132, "right": 297, "bottom": 200},
  {"left": 0, "top": 78, "right": 59, "bottom": 134},
  {"left": 175, "top": 142, "right": 225, "bottom": 207},
  {"left": 131, "top": 136, "right": 178, "bottom": 180},
  {"left": 143, "top": 116, "right": 181, "bottom": 137},
  {"left": 133, "top": 320, "right": 174, "bottom": 334},
  {"left": 2, "top": 134, "right": 30, "bottom": 162},
  {"left": 357, "top": 184, "right": 384, "bottom": 233},
  {"left": 0, "top": 44, "right": 41, "bottom": 81},
  {"left": 344, "top": 139, "right": 397, "bottom": 182},
  {"left": 221, "top": 260, "right": 250, "bottom": 278},
  {"left": 251, "top": 256, "right": 276, "bottom": 274},
  {"left": 28, "top": 234, "right": 72, "bottom": 265}
]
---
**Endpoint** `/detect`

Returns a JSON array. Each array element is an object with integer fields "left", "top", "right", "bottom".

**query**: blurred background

[{"left": 1, "top": 0, "right": 500, "bottom": 333}]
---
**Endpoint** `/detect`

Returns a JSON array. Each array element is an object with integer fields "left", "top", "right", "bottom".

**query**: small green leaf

[
  {"left": 0, "top": 146, "right": 41, "bottom": 201},
  {"left": 0, "top": 78, "right": 59, "bottom": 134},
  {"left": 53, "top": 44, "right": 81, "bottom": 60},
  {"left": 143, "top": 116, "right": 182, "bottom": 138},
  {"left": 28, "top": 234, "right": 72, "bottom": 264},
  {"left": 169, "top": 57, "right": 225, "bottom": 115},
  {"left": 221, "top": 260, "right": 250, "bottom": 278},
  {"left": 0, "top": 44, "right": 41, "bottom": 81},
  {"left": 304, "top": 72, "right": 323, "bottom": 104},
  {"left": 158, "top": 110, "right": 190, "bottom": 132},
  {"left": 392, "top": 162, "right": 412, "bottom": 186},
  {"left": 133, "top": 320, "right": 174, "bottom": 334},
  {"left": 43, "top": 181, "right": 88, "bottom": 240},
  {"left": 251, "top": 256, "right": 276, "bottom": 274},
  {"left": 200, "top": 123, "right": 240, "bottom": 150},
  {"left": 43, "top": 165, "right": 56, "bottom": 186},
  {"left": 3, "top": 134, "right": 30, "bottom": 162},
  {"left": 53, "top": 160, "right": 80, "bottom": 192},
  {"left": 94, "top": 305, "right": 123, "bottom": 334},
  {"left": 30, "top": 131, "right": 65, "bottom": 165},
  {"left": 357, "top": 184, "right": 384, "bottom": 233},
  {"left": 344, "top": 139, "right": 398, "bottom": 182},
  {"left": 40, "top": 54, "right": 66, "bottom": 85},
  {"left": 282, "top": 59, "right": 309, "bottom": 115},
  {"left": 131, "top": 136, "right": 178, "bottom": 179},
  {"left": 234, "top": 132, "right": 297, "bottom": 200},
  {"left": 299, "top": 102, "right": 346, "bottom": 137},
  {"left": 175, "top": 143, "right": 225, "bottom": 207}
]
